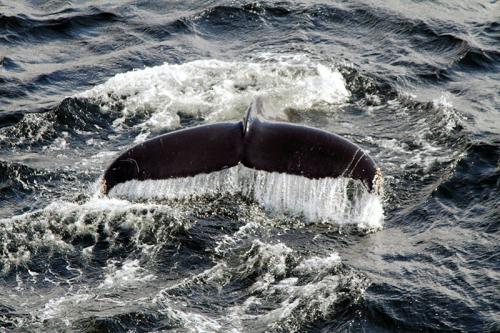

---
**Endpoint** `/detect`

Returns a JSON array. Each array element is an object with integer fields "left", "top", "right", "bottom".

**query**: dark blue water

[{"left": 0, "top": 1, "right": 499, "bottom": 332}]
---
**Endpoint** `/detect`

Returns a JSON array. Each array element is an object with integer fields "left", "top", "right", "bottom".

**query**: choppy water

[{"left": 1, "top": 1, "right": 499, "bottom": 332}]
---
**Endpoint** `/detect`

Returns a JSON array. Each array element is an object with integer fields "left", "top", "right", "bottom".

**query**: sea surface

[{"left": 0, "top": 0, "right": 499, "bottom": 332}]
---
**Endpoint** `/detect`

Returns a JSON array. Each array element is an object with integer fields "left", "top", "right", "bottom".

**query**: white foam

[
  {"left": 155, "top": 236, "right": 368, "bottom": 332},
  {"left": 109, "top": 165, "right": 384, "bottom": 229},
  {"left": 0, "top": 197, "right": 189, "bottom": 276},
  {"left": 228, "top": 243, "right": 366, "bottom": 331},
  {"left": 79, "top": 55, "right": 350, "bottom": 138},
  {"left": 294, "top": 253, "right": 341, "bottom": 274},
  {"left": 156, "top": 298, "right": 227, "bottom": 333},
  {"left": 98, "top": 259, "right": 156, "bottom": 289},
  {"left": 432, "top": 94, "right": 462, "bottom": 132},
  {"left": 39, "top": 293, "right": 93, "bottom": 325}
]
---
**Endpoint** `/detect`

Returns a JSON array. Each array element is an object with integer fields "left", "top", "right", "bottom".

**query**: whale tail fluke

[{"left": 102, "top": 98, "right": 381, "bottom": 195}]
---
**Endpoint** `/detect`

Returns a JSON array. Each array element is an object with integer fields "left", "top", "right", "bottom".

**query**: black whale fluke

[{"left": 101, "top": 97, "right": 382, "bottom": 195}]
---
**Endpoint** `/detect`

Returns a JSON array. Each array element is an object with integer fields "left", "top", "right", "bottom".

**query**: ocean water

[{"left": 0, "top": 0, "right": 499, "bottom": 332}]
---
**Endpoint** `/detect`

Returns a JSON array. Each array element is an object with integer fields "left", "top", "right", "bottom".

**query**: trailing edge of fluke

[{"left": 101, "top": 97, "right": 383, "bottom": 195}]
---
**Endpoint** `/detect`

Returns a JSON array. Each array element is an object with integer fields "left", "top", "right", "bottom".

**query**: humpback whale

[{"left": 101, "top": 98, "right": 382, "bottom": 195}]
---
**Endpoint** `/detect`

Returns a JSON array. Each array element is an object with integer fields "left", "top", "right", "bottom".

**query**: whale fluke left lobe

[{"left": 102, "top": 122, "right": 244, "bottom": 194}]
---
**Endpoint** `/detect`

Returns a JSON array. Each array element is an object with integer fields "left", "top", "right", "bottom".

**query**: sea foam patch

[
  {"left": 109, "top": 165, "right": 384, "bottom": 229},
  {"left": 79, "top": 55, "right": 350, "bottom": 136}
]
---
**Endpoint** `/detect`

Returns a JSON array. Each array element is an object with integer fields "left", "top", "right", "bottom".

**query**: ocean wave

[
  {"left": 156, "top": 227, "right": 369, "bottom": 332},
  {"left": 0, "top": 10, "right": 119, "bottom": 44}
]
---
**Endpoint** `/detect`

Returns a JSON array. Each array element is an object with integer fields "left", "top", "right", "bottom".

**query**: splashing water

[
  {"left": 79, "top": 56, "right": 350, "bottom": 136},
  {"left": 109, "top": 165, "right": 384, "bottom": 230}
]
